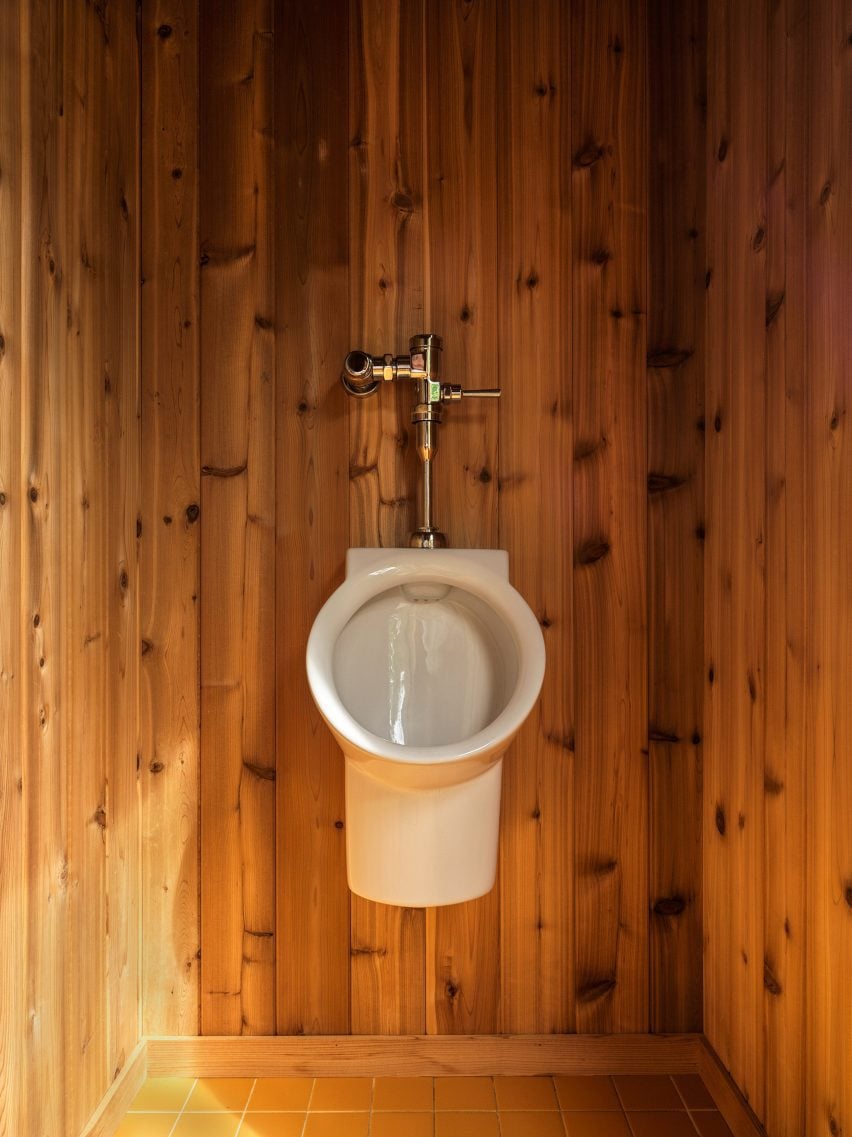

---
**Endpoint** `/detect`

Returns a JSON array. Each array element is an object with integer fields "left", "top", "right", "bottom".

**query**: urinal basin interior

[{"left": 332, "top": 582, "right": 519, "bottom": 749}]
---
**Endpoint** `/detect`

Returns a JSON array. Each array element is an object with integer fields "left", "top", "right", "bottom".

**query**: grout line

[
  {"left": 165, "top": 1077, "right": 198, "bottom": 1137},
  {"left": 234, "top": 1078, "right": 258, "bottom": 1136}
]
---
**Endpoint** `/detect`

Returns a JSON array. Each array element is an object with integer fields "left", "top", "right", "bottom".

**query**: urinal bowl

[{"left": 306, "top": 548, "right": 545, "bottom": 907}]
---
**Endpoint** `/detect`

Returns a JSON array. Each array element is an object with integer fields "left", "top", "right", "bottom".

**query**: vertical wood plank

[
  {"left": 646, "top": 0, "right": 706, "bottom": 1033},
  {"left": 199, "top": 0, "right": 276, "bottom": 1036},
  {"left": 140, "top": 0, "right": 201, "bottom": 1038},
  {"left": 426, "top": 0, "right": 500, "bottom": 1036},
  {"left": 704, "top": 0, "right": 767, "bottom": 1114},
  {"left": 0, "top": 5, "right": 25, "bottom": 1132},
  {"left": 348, "top": 0, "right": 426, "bottom": 1035},
  {"left": 102, "top": 0, "right": 141, "bottom": 1083},
  {"left": 20, "top": 2, "right": 68, "bottom": 1132},
  {"left": 275, "top": 0, "right": 351, "bottom": 1035},
  {"left": 762, "top": 0, "right": 807, "bottom": 1130},
  {"left": 571, "top": 0, "right": 649, "bottom": 1033},
  {"left": 805, "top": 0, "right": 852, "bottom": 1133},
  {"left": 496, "top": 0, "right": 573, "bottom": 1036}
]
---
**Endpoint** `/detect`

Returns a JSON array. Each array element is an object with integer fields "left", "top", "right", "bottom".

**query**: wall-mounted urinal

[{"left": 306, "top": 335, "right": 545, "bottom": 907}]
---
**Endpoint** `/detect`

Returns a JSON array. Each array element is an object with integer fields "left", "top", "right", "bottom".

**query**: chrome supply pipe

[{"left": 340, "top": 333, "right": 500, "bottom": 548}]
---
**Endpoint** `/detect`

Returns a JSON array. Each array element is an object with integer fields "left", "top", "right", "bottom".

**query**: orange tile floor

[{"left": 118, "top": 1074, "right": 733, "bottom": 1137}]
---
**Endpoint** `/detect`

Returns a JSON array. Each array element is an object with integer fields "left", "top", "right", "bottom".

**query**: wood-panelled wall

[
  {"left": 142, "top": 0, "right": 689, "bottom": 1037},
  {"left": 703, "top": 1, "right": 851, "bottom": 1135},
  {"left": 0, "top": 3, "right": 140, "bottom": 1136}
]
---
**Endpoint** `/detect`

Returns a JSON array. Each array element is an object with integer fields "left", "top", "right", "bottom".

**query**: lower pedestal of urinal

[{"left": 344, "top": 756, "right": 503, "bottom": 907}]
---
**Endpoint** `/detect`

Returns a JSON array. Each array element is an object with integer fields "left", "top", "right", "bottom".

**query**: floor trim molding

[
  {"left": 146, "top": 1033, "right": 701, "bottom": 1077},
  {"left": 696, "top": 1037, "right": 768, "bottom": 1137},
  {"left": 78, "top": 1040, "right": 147, "bottom": 1137}
]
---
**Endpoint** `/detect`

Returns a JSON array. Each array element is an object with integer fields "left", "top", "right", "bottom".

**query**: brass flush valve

[{"left": 341, "top": 333, "right": 501, "bottom": 548}]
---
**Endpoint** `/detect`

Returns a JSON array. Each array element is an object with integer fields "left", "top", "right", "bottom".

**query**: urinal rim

[{"left": 306, "top": 549, "right": 546, "bottom": 767}]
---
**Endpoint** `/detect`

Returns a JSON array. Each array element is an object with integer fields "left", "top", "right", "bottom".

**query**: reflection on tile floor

[{"left": 116, "top": 1073, "right": 734, "bottom": 1136}]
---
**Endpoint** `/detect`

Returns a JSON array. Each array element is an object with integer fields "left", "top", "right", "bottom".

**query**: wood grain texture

[
  {"left": 199, "top": 0, "right": 277, "bottom": 1036},
  {"left": 804, "top": 1, "right": 852, "bottom": 1135},
  {"left": 646, "top": 0, "right": 706, "bottom": 1035},
  {"left": 426, "top": 0, "right": 500, "bottom": 1036},
  {"left": 0, "top": 8, "right": 24, "bottom": 1133},
  {"left": 704, "top": 0, "right": 768, "bottom": 1114},
  {"left": 140, "top": 0, "right": 201, "bottom": 1038},
  {"left": 2, "top": 2, "right": 141, "bottom": 1133},
  {"left": 762, "top": 0, "right": 807, "bottom": 1132},
  {"left": 496, "top": 0, "right": 573, "bottom": 1035},
  {"left": 570, "top": 0, "right": 649, "bottom": 1033},
  {"left": 348, "top": 0, "right": 426, "bottom": 1036},
  {"left": 275, "top": 0, "right": 351, "bottom": 1035},
  {"left": 147, "top": 1032, "right": 703, "bottom": 1076}
]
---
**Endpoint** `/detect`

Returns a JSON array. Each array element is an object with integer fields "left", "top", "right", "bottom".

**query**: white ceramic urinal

[{"left": 306, "top": 547, "right": 545, "bottom": 907}]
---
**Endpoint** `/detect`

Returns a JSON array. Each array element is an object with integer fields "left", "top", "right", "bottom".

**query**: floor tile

[
  {"left": 240, "top": 1116, "right": 306, "bottom": 1137},
  {"left": 494, "top": 1076, "right": 559, "bottom": 1110},
  {"left": 302, "top": 1112, "right": 369, "bottom": 1137},
  {"left": 690, "top": 1112, "right": 734, "bottom": 1137},
  {"left": 626, "top": 1111, "right": 699, "bottom": 1137},
  {"left": 373, "top": 1076, "right": 434, "bottom": 1111},
  {"left": 613, "top": 1076, "right": 683, "bottom": 1111},
  {"left": 184, "top": 1077, "right": 255, "bottom": 1111},
  {"left": 114, "top": 1117, "right": 180, "bottom": 1137},
  {"left": 500, "top": 1110, "right": 566, "bottom": 1137},
  {"left": 434, "top": 1113, "right": 500, "bottom": 1137},
  {"left": 555, "top": 1077, "right": 621, "bottom": 1111},
  {"left": 434, "top": 1078, "right": 496, "bottom": 1111},
  {"left": 171, "top": 1112, "right": 244, "bottom": 1137},
  {"left": 673, "top": 1076, "right": 716, "bottom": 1111},
  {"left": 561, "top": 1112, "right": 632, "bottom": 1137},
  {"left": 308, "top": 1076, "right": 373, "bottom": 1112},
  {"left": 371, "top": 1112, "right": 435, "bottom": 1137},
  {"left": 249, "top": 1078, "right": 314, "bottom": 1111},
  {"left": 129, "top": 1077, "right": 196, "bottom": 1112}
]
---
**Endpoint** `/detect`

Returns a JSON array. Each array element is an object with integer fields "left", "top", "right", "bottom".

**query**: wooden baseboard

[
  {"left": 78, "top": 1040, "right": 147, "bottom": 1137},
  {"left": 146, "top": 1033, "right": 701, "bottom": 1077},
  {"left": 696, "top": 1037, "right": 768, "bottom": 1137}
]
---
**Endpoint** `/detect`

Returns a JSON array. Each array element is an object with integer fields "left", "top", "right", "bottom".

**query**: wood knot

[
  {"left": 713, "top": 413, "right": 722, "bottom": 432},
  {"left": 695, "top": 525, "right": 706, "bottom": 542},
  {"left": 297, "top": 401, "right": 309, "bottom": 415},
  {"left": 446, "top": 983, "right": 459, "bottom": 1000},
  {"left": 610, "top": 308, "right": 624, "bottom": 319},
  {"left": 830, "top": 409, "right": 841, "bottom": 431},
  {"left": 0, "top": 493, "right": 6, "bottom": 506},
  {"left": 577, "top": 976, "right": 616, "bottom": 1003},
  {"left": 715, "top": 804, "right": 726, "bottom": 835},
  {"left": 163, "top": 515, "right": 173, "bottom": 525},
  {"left": 149, "top": 760, "right": 164, "bottom": 774},
  {"left": 334, "top": 819, "right": 344, "bottom": 830},
  {"left": 460, "top": 306, "right": 471, "bottom": 322},
  {"left": 140, "top": 639, "right": 153, "bottom": 656},
  {"left": 647, "top": 347, "right": 694, "bottom": 369},
  {"left": 653, "top": 895, "right": 686, "bottom": 917},
  {"left": 708, "top": 666, "right": 715, "bottom": 685},
  {"left": 692, "top": 731, "right": 702, "bottom": 745},
  {"left": 610, "top": 34, "right": 623, "bottom": 54},
  {"left": 119, "top": 569, "right": 129, "bottom": 591},
  {"left": 539, "top": 614, "right": 551, "bottom": 628},
  {"left": 390, "top": 190, "right": 414, "bottom": 213},
  {"left": 705, "top": 269, "right": 713, "bottom": 289},
  {"left": 575, "top": 536, "right": 610, "bottom": 566},
  {"left": 478, "top": 468, "right": 491, "bottom": 483},
  {"left": 92, "top": 806, "right": 107, "bottom": 829},
  {"left": 648, "top": 472, "right": 686, "bottom": 495},
  {"left": 828, "top": 1116, "right": 840, "bottom": 1137},
  {"left": 255, "top": 314, "right": 273, "bottom": 330},
  {"left": 844, "top": 883, "right": 852, "bottom": 909},
  {"left": 119, "top": 195, "right": 129, "bottom": 221},
  {"left": 752, "top": 226, "right": 766, "bottom": 252},
  {"left": 590, "top": 248, "right": 612, "bottom": 266},
  {"left": 573, "top": 141, "right": 605, "bottom": 168},
  {"left": 185, "top": 503, "right": 200, "bottom": 523},
  {"left": 526, "top": 271, "right": 540, "bottom": 289},
  {"left": 820, "top": 182, "right": 832, "bottom": 206},
  {"left": 171, "top": 167, "right": 183, "bottom": 180},
  {"left": 747, "top": 670, "right": 757, "bottom": 701},
  {"left": 766, "top": 291, "right": 785, "bottom": 326},
  {"left": 157, "top": 23, "right": 172, "bottom": 38},
  {"left": 763, "top": 958, "right": 782, "bottom": 996},
  {"left": 717, "top": 137, "right": 728, "bottom": 162},
  {"left": 29, "top": 487, "right": 38, "bottom": 503},
  {"left": 764, "top": 772, "right": 784, "bottom": 795},
  {"left": 378, "top": 277, "right": 389, "bottom": 293},
  {"left": 738, "top": 812, "right": 746, "bottom": 829},
  {"left": 33, "top": 613, "right": 40, "bottom": 627},
  {"left": 531, "top": 807, "right": 541, "bottom": 820}
]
